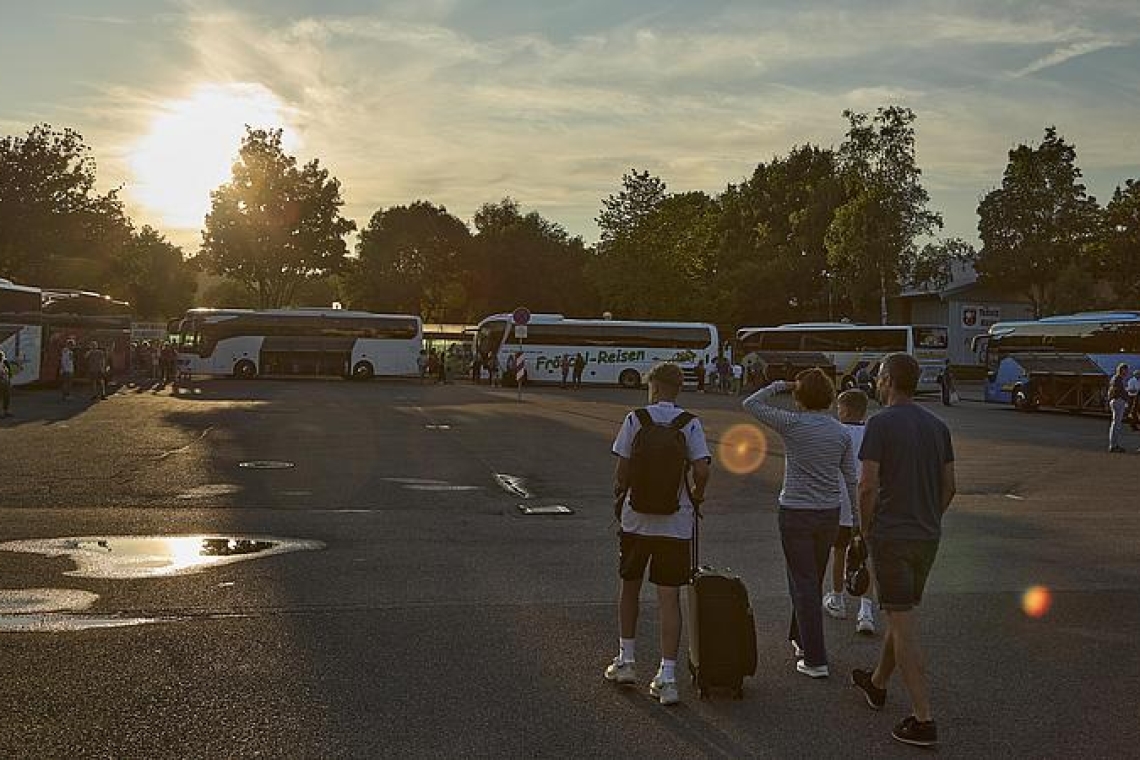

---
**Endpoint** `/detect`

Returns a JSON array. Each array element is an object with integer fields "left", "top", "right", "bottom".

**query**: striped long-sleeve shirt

[{"left": 742, "top": 381, "right": 859, "bottom": 515}]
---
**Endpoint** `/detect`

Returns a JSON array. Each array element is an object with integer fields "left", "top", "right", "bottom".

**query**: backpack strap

[
  {"left": 668, "top": 411, "right": 695, "bottom": 430},
  {"left": 633, "top": 408, "right": 653, "bottom": 427}
]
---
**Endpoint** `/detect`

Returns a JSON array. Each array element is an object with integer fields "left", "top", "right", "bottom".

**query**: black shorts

[
  {"left": 619, "top": 532, "right": 691, "bottom": 587},
  {"left": 870, "top": 539, "right": 939, "bottom": 611}
]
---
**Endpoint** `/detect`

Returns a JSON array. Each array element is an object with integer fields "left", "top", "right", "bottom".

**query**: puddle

[
  {"left": 517, "top": 504, "right": 574, "bottom": 515},
  {"left": 177, "top": 484, "right": 242, "bottom": 499},
  {"left": 0, "top": 588, "right": 158, "bottom": 632},
  {"left": 0, "top": 535, "right": 325, "bottom": 579},
  {"left": 493, "top": 473, "right": 534, "bottom": 499},
  {"left": 239, "top": 460, "right": 295, "bottom": 470}
]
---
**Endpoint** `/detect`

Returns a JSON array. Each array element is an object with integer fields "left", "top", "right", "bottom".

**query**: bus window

[
  {"left": 762, "top": 332, "right": 802, "bottom": 351},
  {"left": 913, "top": 327, "right": 948, "bottom": 350}
]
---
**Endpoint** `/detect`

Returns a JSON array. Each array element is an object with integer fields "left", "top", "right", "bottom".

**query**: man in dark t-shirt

[{"left": 851, "top": 353, "right": 956, "bottom": 749}]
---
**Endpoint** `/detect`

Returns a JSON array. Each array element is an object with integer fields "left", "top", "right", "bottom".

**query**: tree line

[{"left": 2, "top": 108, "right": 1136, "bottom": 322}]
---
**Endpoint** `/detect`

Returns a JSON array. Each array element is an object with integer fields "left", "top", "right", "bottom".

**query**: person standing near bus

[
  {"left": 573, "top": 353, "right": 586, "bottom": 388},
  {"left": 59, "top": 339, "right": 76, "bottom": 401},
  {"left": 1108, "top": 363, "right": 1129, "bottom": 453},
  {"left": 1125, "top": 369, "right": 1140, "bottom": 432},
  {"left": 0, "top": 350, "right": 13, "bottom": 418},
  {"left": 87, "top": 341, "right": 108, "bottom": 400},
  {"left": 560, "top": 354, "right": 571, "bottom": 388}
]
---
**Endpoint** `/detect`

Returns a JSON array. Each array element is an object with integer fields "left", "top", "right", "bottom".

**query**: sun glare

[
  {"left": 718, "top": 424, "right": 769, "bottom": 475},
  {"left": 128, "top": 83, "right": 298, "bottom": 229}
]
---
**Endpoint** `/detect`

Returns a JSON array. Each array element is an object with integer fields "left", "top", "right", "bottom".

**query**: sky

[{"left": 3, "top": 0, "right": 1140, "bottom": 254}]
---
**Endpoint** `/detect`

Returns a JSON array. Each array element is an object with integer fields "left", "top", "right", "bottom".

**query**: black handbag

[{"left": 845, "top": 531, "right": 871, "bottom": 597}]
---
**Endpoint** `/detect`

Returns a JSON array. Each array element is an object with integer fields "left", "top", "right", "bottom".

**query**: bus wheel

[
  {"left": 234, "top": 360, "right": 257, "bottom": 379},
  {"left": 1013, "top": 386, "right": 1037, "bottom": 412},
  {"left": 352, "top": 361, "right": 374, "bottom": 381},
  {"left": 619, "top": 369, "right": 641, "bottom": 389}
]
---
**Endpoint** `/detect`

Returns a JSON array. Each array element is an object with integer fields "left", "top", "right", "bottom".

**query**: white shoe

[
  {"left": 649, "top": 674, "right": 680, "bottom": 706},
  {"left": 796, "top": 659, "right": 830, "bottom": 679},
  {"left": 604, "top": 657, "right": 636, "bottom": 685},
  {"left": 823, "top": 592, "right": 847, "bottom": 619},
  {"left": 856, "top": 613, "right": 876, "bottom": 636},
  {"left": 791, "top": 639, "right": 804, "bottom": 659}
]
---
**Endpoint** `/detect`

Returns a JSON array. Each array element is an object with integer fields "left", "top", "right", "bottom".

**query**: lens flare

[
  {"left": 1022, "top": 586, "right": 1052, "bottom": 618},
  {"left": 718, "top": 424, "right": 769, "bottom": 475}
]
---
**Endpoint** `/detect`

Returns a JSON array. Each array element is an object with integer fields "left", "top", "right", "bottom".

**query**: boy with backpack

[{"left": 604, "top": 362, "right": 711, "bottom": 706}]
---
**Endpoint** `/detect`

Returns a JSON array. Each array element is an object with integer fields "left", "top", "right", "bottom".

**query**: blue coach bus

[{"left": 973, "top": 312, "right": 1140, "bottom": 411}]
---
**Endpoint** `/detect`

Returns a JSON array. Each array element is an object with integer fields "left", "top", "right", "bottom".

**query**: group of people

[
  {"left": 129, "top": 340, "right": 180, "bottom": 384},
  {"left": 694, "top": 356, "right": 746, "bottom": 394},
  {"left": 605, "top": 353, "right": 955, "bottom": 749}
]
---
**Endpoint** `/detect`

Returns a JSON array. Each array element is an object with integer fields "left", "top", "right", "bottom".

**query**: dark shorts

[
  {"left": 870, "top": 538, "right": 939, "bottom": 611},
  {"left": 833, "top": 525, "right": 853, "bottom": 549},
  {"left": 619, "top": 532, "right": 691, "bottom": 587}
]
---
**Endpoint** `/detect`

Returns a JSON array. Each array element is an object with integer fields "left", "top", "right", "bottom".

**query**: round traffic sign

[{"left": 511, "top": 307, "right": 531, "bottom": 326}]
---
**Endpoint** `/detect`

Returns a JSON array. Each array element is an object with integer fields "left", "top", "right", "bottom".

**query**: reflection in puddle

[
  {"left": 0, "top": 588, "right": 157, "bottom": 632},
  {"left": 0, "top": 535, "right": 325, "bottom": 579}
]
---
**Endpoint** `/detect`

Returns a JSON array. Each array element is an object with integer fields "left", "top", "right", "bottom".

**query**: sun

[{"left": 128, "top": 82, "right": 299, "bottom": 230}]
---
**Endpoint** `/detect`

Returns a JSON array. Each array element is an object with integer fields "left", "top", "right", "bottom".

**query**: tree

[
  {"left": 348, "top": 201, "right": 470, "bottom": 320},
  {"left": 976, "top": 127, "right": 1102, "bottom": 317},
  {"left": 713, "top": 145, "right": 849, "bottom": 326},
  {"left": 199, "top": 128, "right": 355, "bottom": 308},
  {"left": 907, "top": 238, "right": 978, "bottom": 292},
  {"left": 0, "top": 123, "right": 130, "bottom": 288},
  {"left": 827, "top": 107, "right": 942, "bottom": 322},
  {"left": 111, "top": 226, "right": 198, "bottom": 318},
  {"left": 1098, "top": 179, "right": 1140, "bottom": 305},
  {"left": 596, "top": 169, "right": 667, "bottom": 249},
  {"left": 463, "top": 198, "right": 597, "bottom": 319}
]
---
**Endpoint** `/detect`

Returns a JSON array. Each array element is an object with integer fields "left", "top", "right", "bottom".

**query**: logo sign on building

[{"left": 961, "top": 305, "right": 1001, "bottom": 329}]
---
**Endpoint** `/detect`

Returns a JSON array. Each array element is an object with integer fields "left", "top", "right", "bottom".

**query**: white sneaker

[
  {"left": 796, "top": 660, "right": 830, "bottom": 679},
  {"left": 823, "top": 592, "right": 847, "bottom": 619},
  {"left": 604, "top": 657, "right": 636, "bottom": 685},
  {"left": 792, "top": 639, "right": 804, "bottom": 659},
  {"left": 649, "top": 674, "right": 680, "bottom": 706},
  {"left": 856, "top": 613, "right": 876, "bottom": 636}
]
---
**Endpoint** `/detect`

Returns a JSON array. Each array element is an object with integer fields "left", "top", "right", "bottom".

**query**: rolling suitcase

[{"left": 687, "top": 565, "right": 757, "bottom": 699}]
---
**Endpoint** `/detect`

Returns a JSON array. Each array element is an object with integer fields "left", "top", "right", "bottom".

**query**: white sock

[
  {"left": 859, "top": 597, "right": 874, "bottom": 616},
  {"left": 659, "top": 658, "right": 676, "bottom": 682},
  {"left": 619, "top": 638, "right": 636, "bottom": 664}
]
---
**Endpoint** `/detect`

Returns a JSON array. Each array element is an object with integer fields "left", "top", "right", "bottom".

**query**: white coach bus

[
  {"left": 474, "top": 313, "right": 719, "bottom": 388},
  {"left": 174, "top": 308, "right": 423, "bottom": 380},
  {"left": 735, "top": 322, "right": 949, "bottom": 393}
]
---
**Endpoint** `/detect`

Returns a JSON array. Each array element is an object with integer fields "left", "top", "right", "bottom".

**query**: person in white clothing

[
  {"left": 603, "top": 362, "right": 711, "bottom": 706},
  {"left": 59, "top": 339, "right": 76, "bottom": 400},
  {"left": 1126, "top": 369, "right": 1140, "bottom": 431},
  {"left": 823, "top": 389, "right": 876, "bottom": 634}
]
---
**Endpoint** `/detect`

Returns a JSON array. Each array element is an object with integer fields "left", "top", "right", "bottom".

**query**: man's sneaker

[
  {"left": 856, "top": 613, "right": 876, "bottom": 635},
  {"left": 892, "top": 715, "right": 938, "bottom": 747},
  {"left": 791, "top": 639, "right": 804, "bottom": 659},
  {"left": 796, "top": 660, "right": 829, "bottom": 679},
  {"left": 649, "top": 674, "right": 680, "bottom": 706},
  {"left": 851, "top": 668, "right": 886, "bottom": 710},
  {"left": 603, "top": 657, "right": 636, "bottom": 686},
  {"left": 823, "top": 592, "right": 847, "bottom": 619}
]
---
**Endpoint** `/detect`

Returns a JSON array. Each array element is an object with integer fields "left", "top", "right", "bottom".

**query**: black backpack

[{"left": 628, "top": 408, "right": 695, "bottom": 515}]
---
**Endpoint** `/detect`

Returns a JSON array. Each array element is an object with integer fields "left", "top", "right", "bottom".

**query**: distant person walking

[
  {"left": 604, "top": 362, "right": 711, "bottom": 706},
  {"left": 87, "top": 341, "right": 108, "bottom": 400},
  {"left": 1126, "top": 369, "right": 1140, "bottom": 432},
  {"left": 694, "top": 360, "right": 706, "bottom": 393},
  {"left": 742, "top": 368, "right": 858, "bottom": 680},
  {"left": 572, "top": 353, "right": 586, "bottom": 388},
  {"left": 560, "top": 354, "right": 571, "bottom": 389},
  {"left": 851, "top": 353, "right": 956, "bottom": 749},
  {"left": 417, "top": 350, "right": 428, "bottom": 383},
  {"left": 1108, "top": 363, "right": 1129, "bottom": 453},
  {"left": 59, "top": 339, "right": 76, "bottom": 400},
  {"left": 0, "top": 350, "right": 13, "bottom": 417}
]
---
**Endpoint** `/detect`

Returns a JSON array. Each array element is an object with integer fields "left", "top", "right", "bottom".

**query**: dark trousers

[
  {"left": 0, "top": 381, "right": 9, "bottom": 413},
  {"left": 779, "top": 507, "right": 840, "bottom": 667}
]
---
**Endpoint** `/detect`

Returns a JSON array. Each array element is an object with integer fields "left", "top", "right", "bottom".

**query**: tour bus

[
  {"left": 973, "top": 312, "right": 1140, "bottom": 408},
  {"left": 735, "top": 322, "right": 949, "bottom": 393},
  {"left": 174, "top": 307, "right": 423, "bottom": 380},
  {"left": 474, "top": 313, "right": 719, "bottom": 388},
  {"left": 0, "top": 278, "right": 132, "bottom": 386}
]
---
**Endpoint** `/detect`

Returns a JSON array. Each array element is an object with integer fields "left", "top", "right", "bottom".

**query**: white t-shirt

[
  {"left": 60, "top": 347, "right": 74, "bottom": 375},
  {"left": 838, "top": 422, "right": 865, "bottom": 528},
  {"left": 1127, "top": 376, "right": 1140, "bottom": 396},
  {"left": 612, "top": 401, "right": 711, "bottom": 539}
]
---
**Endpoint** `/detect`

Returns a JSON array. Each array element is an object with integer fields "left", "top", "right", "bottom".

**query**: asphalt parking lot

[{"left": 0, "top": 376, "right": 1137, "bottom": 758}]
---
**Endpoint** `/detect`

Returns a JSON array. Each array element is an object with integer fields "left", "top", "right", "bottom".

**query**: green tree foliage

[
  {"left": 111, "top": 226, "right": 198, "bottom": 318},
  {"left": 0, "top": 123, "right": 131, "bottom": 289},
  {"left": 908, "top": 237, "right": 978, "bottom": 291},
  {"left": 596, "top": 169, "right": 668, "bottom": 248},
  {"left": 199, "top": 128, "right": 355, "bottom": 309},
  {"left": 1098, "top": 179, "right": 1140, "bottom": 305},
  {"left": 463, "top": 198, "right": 597, "bottom": 320},
  {"left": 827, "top": 107, "right": 942, "bottom": 322},
  {"left": 348, "top": 201, "right": 470, "bottom": 320},
  {"left": 713, "top": 145, "right": 848, "bottom": 326},
  {"left": 976, "top": 127, "right": 1101, "bottom": 317}
]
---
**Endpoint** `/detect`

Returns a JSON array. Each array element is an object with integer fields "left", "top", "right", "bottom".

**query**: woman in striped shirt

[{"left": 743, "top": 368, "right": 859, "bottom": 679}]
